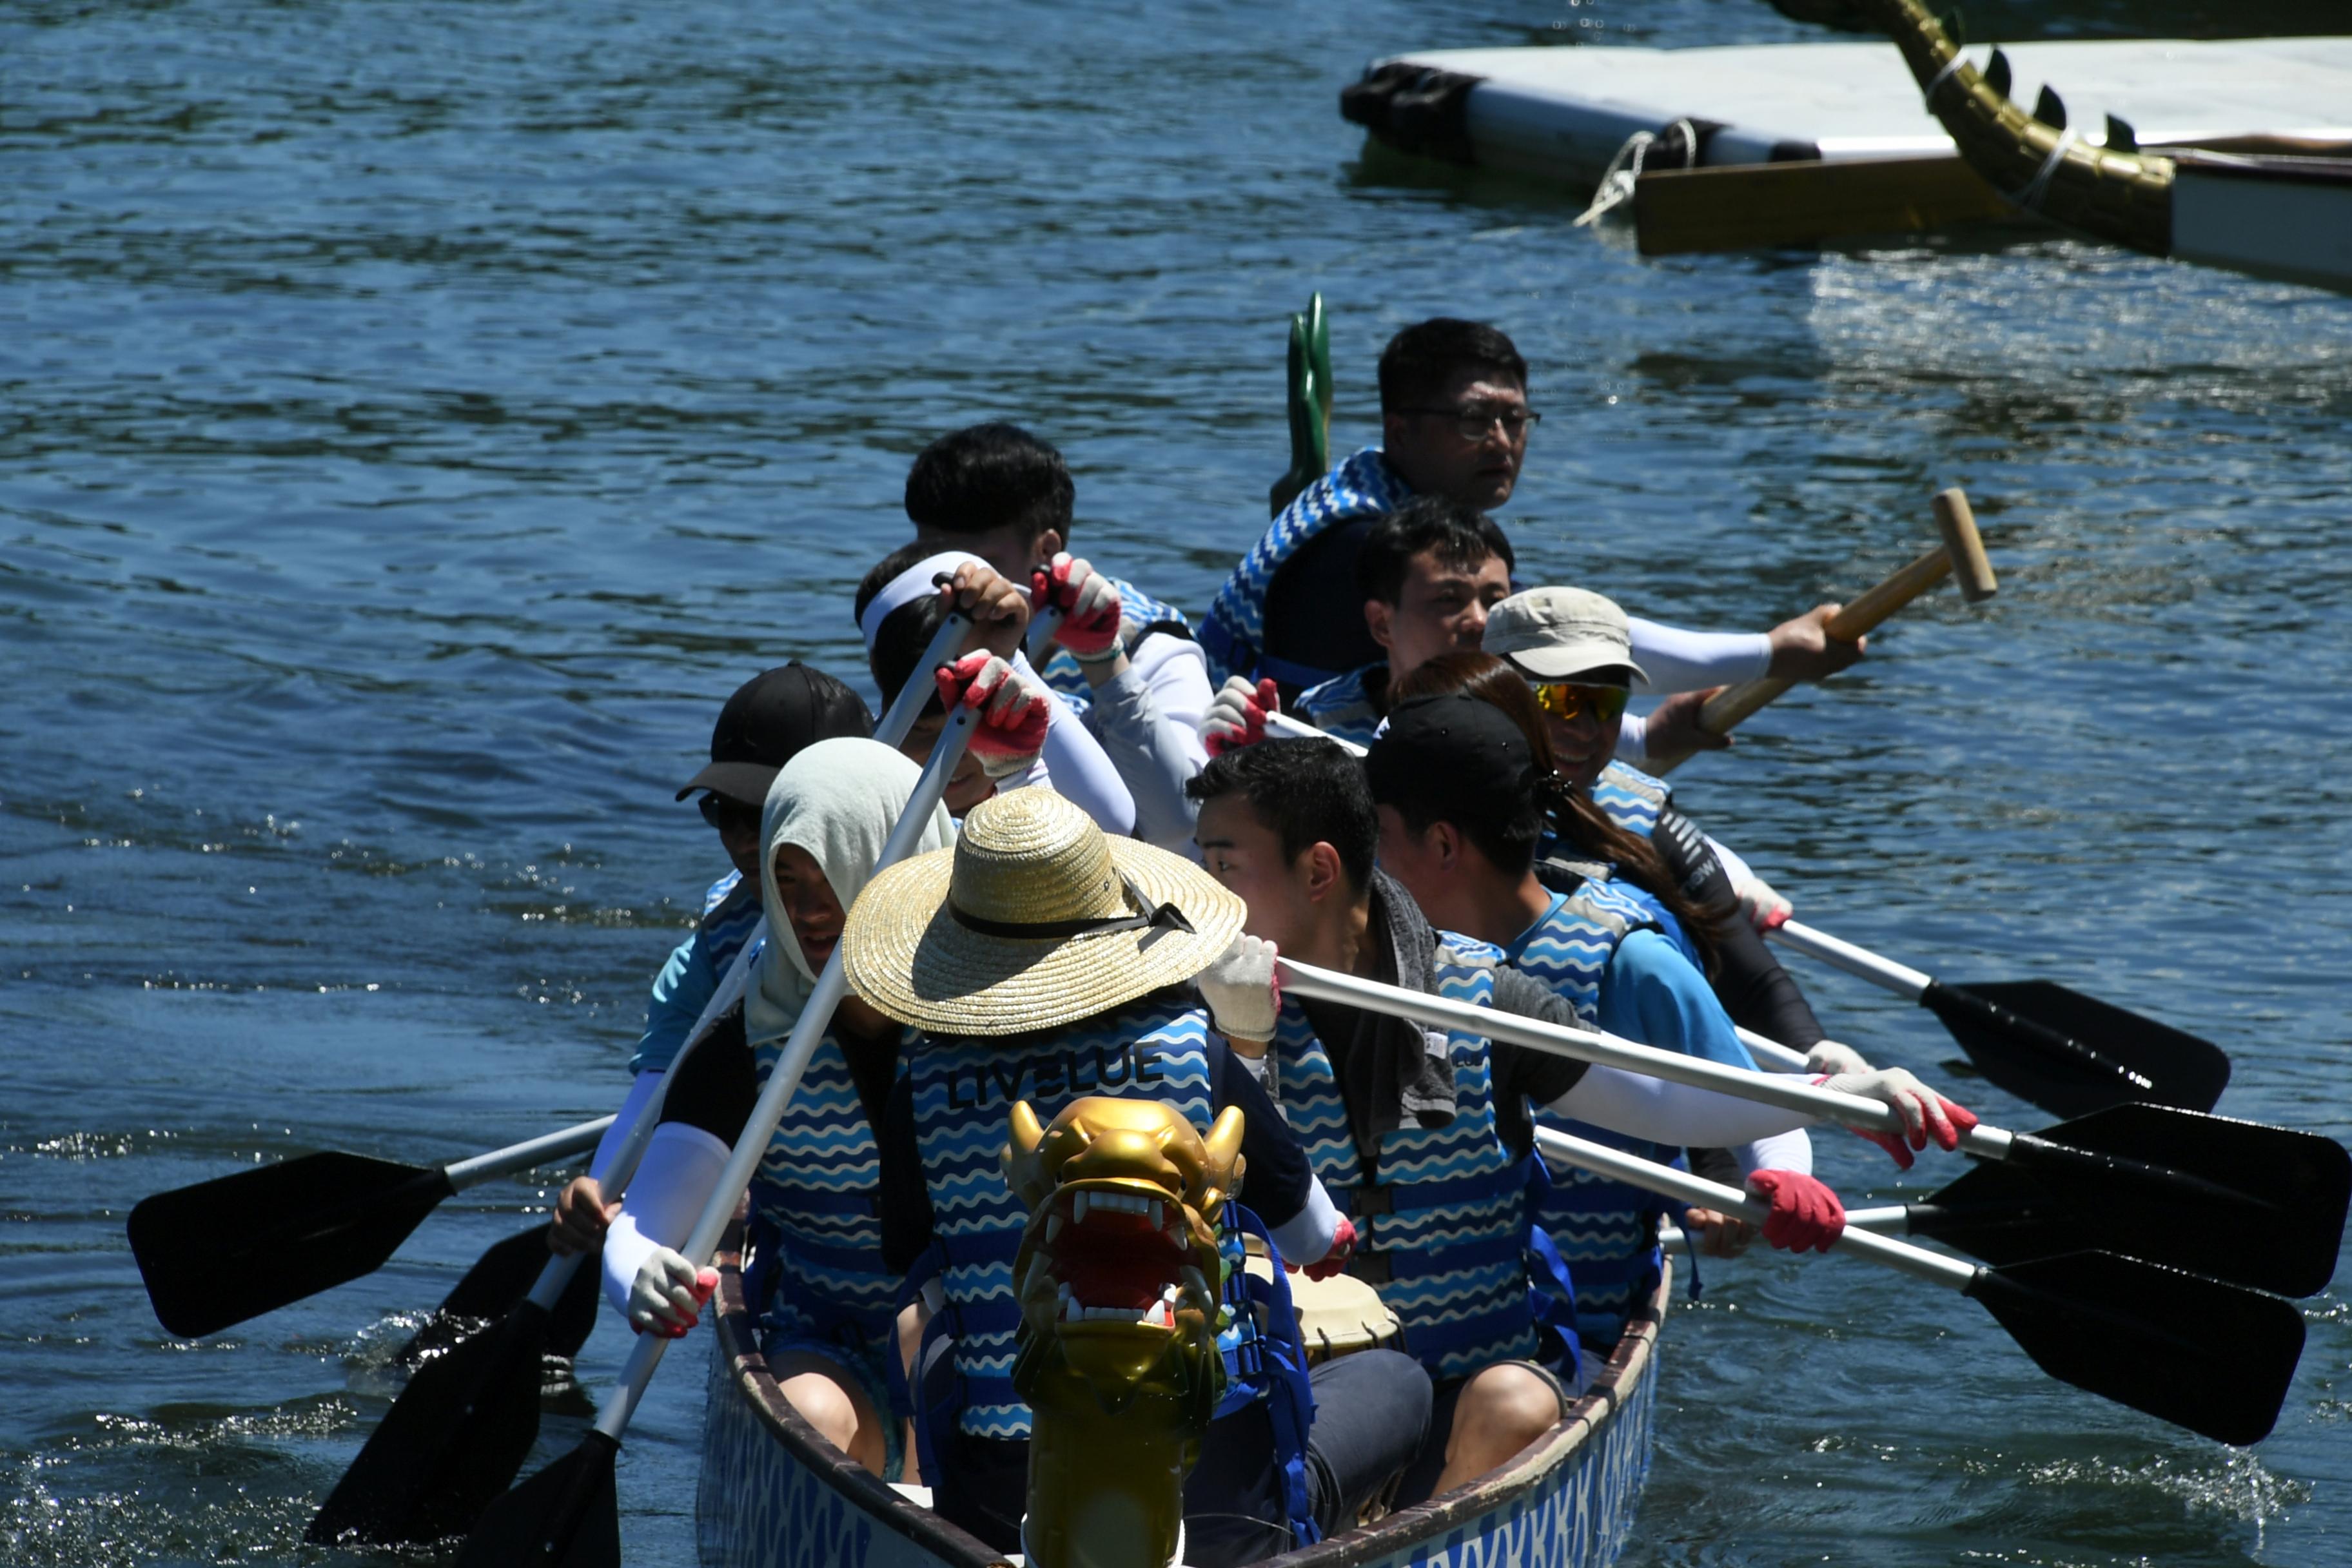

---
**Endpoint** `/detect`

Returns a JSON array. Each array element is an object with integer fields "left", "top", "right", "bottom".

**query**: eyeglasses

[
  {"left": 1400, "top": 404, "right": 1542, "bottom": 442},
  {"left": 698, "top": 793, "right": 762, "bottom": 834},
  {"left": 1531, "top": 683, "right": 1629, "bottom": 724}
]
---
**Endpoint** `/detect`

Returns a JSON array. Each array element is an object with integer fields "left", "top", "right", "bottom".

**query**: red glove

[
  {"left": 1295, "top": 1214, "right": 1358, "bottom": 1281},
  {"left": 1028, "top": 552, "right": 1122, "bottom": 661},
  {"left": 936, "top": 651, "right": 1051, "bottom": 781},
  {"left": 1202, "top": 676, "right": 1279, "bottom": 758},
  {"left": 1745, "top": 1168, "right": 1845, "bottom": 1254}
]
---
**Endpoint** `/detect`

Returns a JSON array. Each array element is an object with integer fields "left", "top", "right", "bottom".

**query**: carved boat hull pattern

[{"left": 697, "top": 1237, "right": 1666, "bottom": 1568}]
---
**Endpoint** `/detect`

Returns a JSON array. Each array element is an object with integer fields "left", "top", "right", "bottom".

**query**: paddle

[
  {"left": 393, "top": 1224, "right": 600, "bottom": 1367},
  {"left": 310, "top": 608, "right": 976, "bottom": 1547},
  {"left": 1537, "top": 1126, "right": 2304, "bottom": 1447},
  {"left": 1652, "top": 487, "right": 1998, "bottom": 772},
  {"left": 127, "top": 1115, "right": 612, "bottom": 1340},
  {"left": 1277, "top": 956, "right": 2347, "bottom": 1298},
  {"left": 1268, "top": 291, "right": 1332, "bottom": 518},
  {"left": 1769, "top": 916, "right": 2231, "bottom": 1117},
  {"left": 455, "top": 701, "right": 977, "bottom": 1568}
]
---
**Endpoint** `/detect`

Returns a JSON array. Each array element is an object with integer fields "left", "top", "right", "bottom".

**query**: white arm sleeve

[
  {"left": 600, "top": 1121, "right": 729, "bottom": 1318},
  {"left": 1084, "top": 634, "right": 1212, "bottom": 853},
  {"left": 1545, "top": 1064, "right": 1813, "bottom": 1148},
  {"left": 1627, "top": 618, "right": 1772, "bottom": 695},
  {"left": 1023, "top": 672, "right": 1139, "bottom": 837},
  {"left": 1612, "top": 710, "right": 1648, "bottom": 765},
  {"left": 587, "top": 1070, "right": 665, "bottom": 1184},
  {"left": 1733, "top": 1127, "right": 1812, "bottom": 1179},
  {"left": 1703, "top": 833, "right": 1754, "bottom": 890},
  {"left": 1268, "top": 1176, "right": 1341, "bottom": 1267}
]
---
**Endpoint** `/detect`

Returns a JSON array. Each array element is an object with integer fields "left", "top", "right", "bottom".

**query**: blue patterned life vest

[
  {"left": 906, "top": 999, "right": 1283, "bottom": 1441},
  {"left": 1034, "top": 574, "right": 1195, "bottom": 710},
  {"left": 1293, "top": 663, "right": 1388, "bottom": 749},
  {"left": 742, "top": 1015, "right": 911, "bottom": 1377},
  {"left": 1268, "top": 937, "right": 1558, "bottom": 1382},
  {"left": 1200, "top": 447, "right": 1412, "bottom": 688},
  {"left": 698, "top": 870, "right": 763, "bottom": 979},
  {"left": 1589, "top": 761, "right": 1671, "bottom": 842},
  {"left": 1505, "top": 885, "right": 1676, "bottom": 1350}
]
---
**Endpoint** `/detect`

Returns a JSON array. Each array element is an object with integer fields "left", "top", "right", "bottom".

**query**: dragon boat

[{"left": 696, "top": 1226, "right": 1669, "bottom": 1568}]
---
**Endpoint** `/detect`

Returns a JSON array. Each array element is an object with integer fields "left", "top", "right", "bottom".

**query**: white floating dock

[{"left": 1349, "top": 37, "right": 2352, "bottom": 184}]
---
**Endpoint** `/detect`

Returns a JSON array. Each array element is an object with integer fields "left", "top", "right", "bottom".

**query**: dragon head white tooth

[
  {"left": 1072, "top": 1191, "right": 1090, "bottom": 1224},
  {"left": 1046, "top": 1214, "right": 1063, "bottom": 1244}
]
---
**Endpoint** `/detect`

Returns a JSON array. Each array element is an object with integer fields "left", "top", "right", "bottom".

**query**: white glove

[
  {"left": 1732, "top": 873, "right": 1792, "bottom": 934},
  {"left": 1803, "top": 1039, "right": 1872, "bottom": 1076},
  {"left": 1197, "top": 934, "right": 1280, "bottom": 1044},
  {"left": 1034, "top": 552, "right": 1123, "bottom": 662},
  {"left": 937, "top": 651, "right": 1052, "bottom": 781},
  {"left": 629, "top": 1244, "right": 718, "bottom": 1337},
  {"left": 1817, "top": 1069, "right": 1977, "bottom": 1170},
  {"left": 1201, "top": 676, "right": 1278, "bottom": 758}
]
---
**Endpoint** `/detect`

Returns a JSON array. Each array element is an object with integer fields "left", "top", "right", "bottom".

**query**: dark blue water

[{"left": 5, "top": 1, "right": 2347, "bottom": 1563}]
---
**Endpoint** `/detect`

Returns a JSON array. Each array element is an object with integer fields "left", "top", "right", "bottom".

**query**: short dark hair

[
  {"left": 903, "top": 422, "right": 1075, "bottom": 544},
  {"left": 1377, "top": 319, "right": 1527, "bottom": 415},
  {"left": 1356, "top": 495, "right": 1514, "bottom": 607},
  {"left": 868, "top": 593, "right": 949, "bottom": 716},
  {"left": 1185, "top": 740, "right": 1377, "bottom": 892}
]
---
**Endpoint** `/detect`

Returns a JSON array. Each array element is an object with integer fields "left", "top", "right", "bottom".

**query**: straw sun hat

[{"left": 841, "top": 788, "right": 1244, "bottom": 1036}]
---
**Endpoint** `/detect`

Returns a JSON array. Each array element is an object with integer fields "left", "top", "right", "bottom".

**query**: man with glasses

[{"left": 1197, "top": 317, "right": 1865, "bottom": 767}]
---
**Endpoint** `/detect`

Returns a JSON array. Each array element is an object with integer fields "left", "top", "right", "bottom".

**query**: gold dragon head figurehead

[{"left": 1003, "top": 1095, "right": 1242, "bottom": 1424}]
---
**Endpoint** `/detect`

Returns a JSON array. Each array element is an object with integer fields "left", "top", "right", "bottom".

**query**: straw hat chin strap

[{"left": 947, "top": 877, "right": 1200, "bottom": 952}]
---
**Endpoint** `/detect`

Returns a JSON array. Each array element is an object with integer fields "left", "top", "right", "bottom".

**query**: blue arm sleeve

[
  {"left": 631, "top": 929, "right": 718, "bottom": 1075},
  {"left": 1594, "top": 930, "right": 1758, "bottom": 1070}
]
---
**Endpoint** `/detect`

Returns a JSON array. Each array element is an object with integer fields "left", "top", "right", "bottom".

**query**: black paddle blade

[
  {"left": 398, "top": 1226, "right": 599, "bottom": 1365},
  {"left": 1923, "top": 977, "right": 2230, "bottom": 1119},
  {"left": 2006, "top": 1104, "right": 2351, "bottom": 1298},
  {"left": 1965, "top": 1251, "right": 2305, "bottom": 1446},
  {"left": 128, "top": 1152, "right": 454, "bottom": 1338},
  {"left": 456, "top": 1429, "right": 622, "bottom": 1568},
  {"left": 309, "top": 1301, "right": 553, "bottom": 1546}
]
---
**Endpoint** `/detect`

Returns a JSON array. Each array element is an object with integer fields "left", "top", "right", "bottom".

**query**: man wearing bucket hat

[
  {"left": 1182, "top": 738, "right": 1962, "bottom": 1505},
  {"left": 1481, "top": 585, "right": 1854, "bottom": 1060},
  {"left": 847, "top": 788, "right": 1433, "bottom": 1564},
  {"left": 1202, "top": 491, "right": 1862, "bottom": 765}
]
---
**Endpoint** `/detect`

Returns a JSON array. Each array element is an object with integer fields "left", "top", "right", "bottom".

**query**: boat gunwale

[{"left": 709, "top": 1223, "right": 1667, "bottom": 1567}]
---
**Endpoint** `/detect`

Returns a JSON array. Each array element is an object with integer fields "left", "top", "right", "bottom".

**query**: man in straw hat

[
  {"left": 1184, "top": 738, "right": 1965, "bottom": 1505},
  {"left": 847, "top": 788, "right": 1433, "bottom": 1564}
]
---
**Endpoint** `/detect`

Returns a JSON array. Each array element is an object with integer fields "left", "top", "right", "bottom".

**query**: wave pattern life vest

[
  {"left": 1199, "top": 448, "right": 1411, "bottom": 688},
  {"left": 1589, "top": 761, "right": 1671, "bottom": 842},
  {"left": 1293, "top": 663, "right": 1387, "bottom": 749},
  {"left": 1268, "top": 939, "right": 1548, "bottom": 1381},
  {"left": 1034, "top": 575, "right": 1195, "bottom": 710},
  {"left": 1505, "top": 885, "right": 1675, "bottom": 1349},
  {"left": 908, "top": 1000, "right": 1278, "bottom": 1441},
  {"left": 698, "top": 870, "right": 764, "bottom": 978},
  {"left": 745, "top": 1025, "right": 908, "bottom": 1369}
]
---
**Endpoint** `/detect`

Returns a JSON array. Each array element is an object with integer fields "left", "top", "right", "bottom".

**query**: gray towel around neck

[{"left": 1300, "top": 870, "right": 1460, "bottom": 1156}]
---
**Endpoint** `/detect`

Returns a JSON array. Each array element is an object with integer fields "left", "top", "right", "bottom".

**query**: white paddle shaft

[
  {"left": 442, "top": 1117, "right": 616, "bottom": 1188},
  {"left": 1264, "top": 711, "right": 1366, "bottom": 756},
  {"left": 1770, "top": 918, "right": 1934, "bottom": 1000},
  {"left": 876, "top": 610, "right": 976, "bottom": 749},
  {"left": 1536, "top": 1128, "right": 1977, "bottom": 1289},
  {"left": 1659, "top": 1203, "right": 1908, "bottom": 1251},
  {"left": 1275, "top": 956, "right": 2012, "bottom": 1161},
  {"left": 1024, "top": 604, "right": 1066, "bottom": 665},
  {"left": 590, "top": 705, "right": 976, "bottom": 1442}
]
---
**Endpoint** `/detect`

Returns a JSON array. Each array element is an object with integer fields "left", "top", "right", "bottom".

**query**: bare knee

[
  {"left": 1451, "top": 1363, "right": 1563, "bottom": 1468},
  {"left": 781, "top": 1371, "right": 860, "bottom": 1454}
]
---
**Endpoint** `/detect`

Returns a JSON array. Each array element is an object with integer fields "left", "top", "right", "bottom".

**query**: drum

[{"left": 1246, "top": 1251, "right": 1404, "bottom": 1365}]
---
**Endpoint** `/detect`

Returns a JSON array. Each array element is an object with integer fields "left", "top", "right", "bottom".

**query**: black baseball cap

[
  {"left": 1364, "top": 692, "right": 1538, "bottom": 827},
  {"left": 676, "top": 663, "right": 875, "bottom": 805}
]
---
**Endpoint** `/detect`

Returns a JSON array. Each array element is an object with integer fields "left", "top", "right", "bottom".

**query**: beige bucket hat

[
  {"left": 1482, "top": 585, "right": 1648, "bottom": 687},
  {"left": 840, "top": 788, "right": 1245, "bottom": 1037}
]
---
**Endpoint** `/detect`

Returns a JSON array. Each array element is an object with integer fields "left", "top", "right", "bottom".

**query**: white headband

[{"left": 857, "top": 549, "right": 986, "bottom": 649}]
